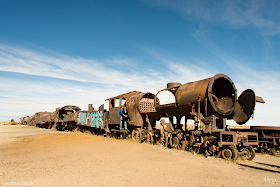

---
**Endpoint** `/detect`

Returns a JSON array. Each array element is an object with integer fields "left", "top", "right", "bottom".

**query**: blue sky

[{"left": 0, "top": 0, "right": 279, "bottom": 126}]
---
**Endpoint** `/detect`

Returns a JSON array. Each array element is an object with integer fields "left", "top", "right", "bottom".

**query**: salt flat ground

[{"left": 0, "top": 123, "right": 279, "bottom": 187}]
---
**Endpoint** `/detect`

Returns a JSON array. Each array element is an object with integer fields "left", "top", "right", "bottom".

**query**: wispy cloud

[
  {"left": 0, "top": 44, "right": 172, "bottom": 120},
  {"left": 142, "top": 0, "right": 280, "bottom": 35},
  {"left": 1, "top": 43, "right": 279, "bottom": 127},
  {"left": 0, "top": 44, "right": 166, "bottom": 91}
]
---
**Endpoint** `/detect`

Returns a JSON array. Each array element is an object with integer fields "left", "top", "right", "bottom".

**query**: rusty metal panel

[
  {"left": 255, "top": 96, "right": 265, "bottom": 103},
  {"left": 77, "top": 110, "right": 104, "bottom": 128},
  {"left": 233, "top": 89, "right": 256, "bottom": 125},
  {"left": 236, "top": 132, "right": 258, "bottom": 146},
  {"left": 219, "top": 131, "right": 237, "bottom": 146},
  {"left": 34, "top": 112, "right": 52, "bottom": 125},
  {"left": 63, "top": 112, "right": 77, "bottom": 122},
  {"left": 219, "top": 131, "right": 258, "bottom": 147},
  {"left": 108, "top": 107, "right": 120, "bottom": 125}
]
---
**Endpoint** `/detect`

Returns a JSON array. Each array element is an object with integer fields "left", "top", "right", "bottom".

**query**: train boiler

[{"left": 152, "top": 74, "right": 264, "bottom": 160}]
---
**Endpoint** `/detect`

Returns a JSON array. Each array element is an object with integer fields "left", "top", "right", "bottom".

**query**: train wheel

[
  {"left": 221, "top": 146, "right": 238, "bottom": 161},
  {"left": 271, "top": 147, "right": 280, "bottom": 157},
  {"left": 131, "top": 129, "right": 141, "bottom": 142},
  {"left": 164, "top": 132, "right": 169, "bottom": 148},
  {"left": 155, "top": 132, "right": 163, "bottom": 145},
  {"left": 109, "top": 133, "right": 113, "bottom": 138},
  {"left": 194, "top": 147, "right": 200, "bottom": 154},
  {"left": 119, "top": 132, "right": 123, "bottom": 139},
  {"left": 187, "top": 146, "right": 193, "bottom": 152},
  {"left": 180, "top": 140, "right": 188, "bottom": 151},
  {"left": 110, "top": 131, "right": 116, "bottom": 138},
  {"left": 145, "top": 132, "right": 154, "bottom": 144},
  {"left": 157, "top": 132, "right": 167, "bottom": 147},
  {"left": 240, "top": 146, "right": 255, "bottom": 160},
  {"left": 126, "top": 132, "right": 131, "bottom": 139},
  {"left": 203, "top": 136, "right": 217, "bottom": 156},
  {"left": 215, "top": 150, "right": 222, "bottom": 158},
  {"left": 171, "top": 136, "right": 180, "bottom": 149}
]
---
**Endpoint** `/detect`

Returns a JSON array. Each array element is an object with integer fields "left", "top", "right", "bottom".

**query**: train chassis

[{"left": 106, "top": 124, "right": 258, "bottom": 161}]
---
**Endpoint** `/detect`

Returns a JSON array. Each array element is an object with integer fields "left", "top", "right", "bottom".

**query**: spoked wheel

[
  {"left": 164, "top": 132, "right": 169, "bottom": 148},
  {"left": 180, "top": 140, "right": 189, "bottom": 151},
  {"left": 119, "top": 132, "right": 123, "bottom": 139},
  {"left": 221, "top": 146, "right": 238, "bottom": 161},
  {"left": 154, "top": 132, "right": 161, "bottom": 145},
  {"left": 170, "top": 136, "right": 180, "bottom": 149},
  {"left": 126, "top": 133, "right": 131, "bottom": 139},
  {"left": 240, "top": 146, "right": 255, "bottom": 160},
  {"left": 187, "top": 146, "right": 193, "bottom": 152},
  {"left": 203, "top": 136, "right": 217, "bottom": 156},
  {"left": 193, "top": 147, "right": 200, "bottom": 154},
  {"left": 215, "top": 150, "right": 222, "bottom": 158},
  {"left": 145, "top": 132, "right": 154, "bottom": 144},
  {"left": 271, "top": 147, "right": 280, "bottom": 157},
  {"left": 110, "top": 131, "right": 116, "bottom": 138},
  {"left": 109, "top": 132, "right": 114, "bottom": 138},
  {"left": 157, "top": 132, "right": 165, "bottom": 146},
  {"left": 131, "top": 129, "right": 141, "bottom": 142}
]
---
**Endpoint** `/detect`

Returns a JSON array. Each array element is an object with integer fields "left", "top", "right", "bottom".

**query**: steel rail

[{"left": 237, "top": 162, "right": 280, "bottom": 173}]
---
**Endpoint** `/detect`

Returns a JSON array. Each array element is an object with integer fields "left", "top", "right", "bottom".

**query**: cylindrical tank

[{"left": 175, "top": 74, "right": 236, "bottom": 117}]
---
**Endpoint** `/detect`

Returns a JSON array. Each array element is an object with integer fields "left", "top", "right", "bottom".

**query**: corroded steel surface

[
  {"left": 154, "top": 74, "right": 258, "bottom": 125},
  {"left": 126, "top": 92, "right": 158, "bottom": 127},
  {"left": 34, "top": 112, "right": 52, "bottom": 125},
  {"left": 55, "top": 105, "right": 81, "bottom": 122},
  {"left": 175, "top": 74, "right": 236, "bottom": 117}
]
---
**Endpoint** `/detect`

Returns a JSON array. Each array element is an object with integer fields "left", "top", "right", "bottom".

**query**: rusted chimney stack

[{"left": 88, "top": 104, "right": 94, "bottom": 111}]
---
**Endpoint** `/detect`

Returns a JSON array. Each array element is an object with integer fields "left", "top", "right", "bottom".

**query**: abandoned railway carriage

[
  {"left": 21, "top": 73, "right": 271, "bottom": 161},
  {"left": 228, "top": 126, "right": 280, "bottom": 156}
]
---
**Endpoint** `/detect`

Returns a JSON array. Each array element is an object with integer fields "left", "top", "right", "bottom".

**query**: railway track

[{"left": 237, "top": 161, "right": 280, "bottom": 173}]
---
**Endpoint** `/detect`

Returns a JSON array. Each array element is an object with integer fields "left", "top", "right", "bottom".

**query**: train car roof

[
  {"left": 105, "top": 91, "right": 142, "bottom": 101},
  {"left": 251, "top": 126, "right": 280, "bottom": 130}
]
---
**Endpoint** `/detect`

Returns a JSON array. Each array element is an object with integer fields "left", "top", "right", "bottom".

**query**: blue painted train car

[{"left": 77, "top": 104, "right": 107, "bottom": 130}]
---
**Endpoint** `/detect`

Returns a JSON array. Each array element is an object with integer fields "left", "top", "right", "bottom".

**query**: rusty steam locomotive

[{"left": 21, "top": 74, "right": 279, "bottom": 160}]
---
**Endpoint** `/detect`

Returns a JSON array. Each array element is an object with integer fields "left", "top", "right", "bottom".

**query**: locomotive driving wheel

[
  {"left": 221, "top": 146, "right": 238, "bottom": 161},
  {"left": 164, "top": 132, "right": 169, "bottom": 148},
  {"left": 131, "top": 128, "right": 142, "bottom": 142},
  {"left": 203, "top": 136, "right": 217, "bottom": 156},
  {"left": 239, "top": 146, "right": 255, "bottom": 160},
  {"left": 170, "top": 133, "right": 183, "bottom": 149},
  {"left": 171, "top": 136, "right": 180, "bottom": 149},
  {"left": 158, "top": 132, "right": 168, "bottom": 147},
  {"left": 271, "top": 147, "right": 280, "bottom": 157},
  {"left": 154, "top": 131, "right": 161, "bottom": 145},
  {"left": 144, "top": 132, "right": 154, "bottom": 144}
]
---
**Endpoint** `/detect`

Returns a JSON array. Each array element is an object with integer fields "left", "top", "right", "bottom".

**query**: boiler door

[{"left": 233, "top": 89, "right": 256, "bottom": 125}]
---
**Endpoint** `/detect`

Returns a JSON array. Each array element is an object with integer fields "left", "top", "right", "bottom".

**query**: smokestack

[{"left": 88, "top": 104, "right": 94, "bottom": 111}]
